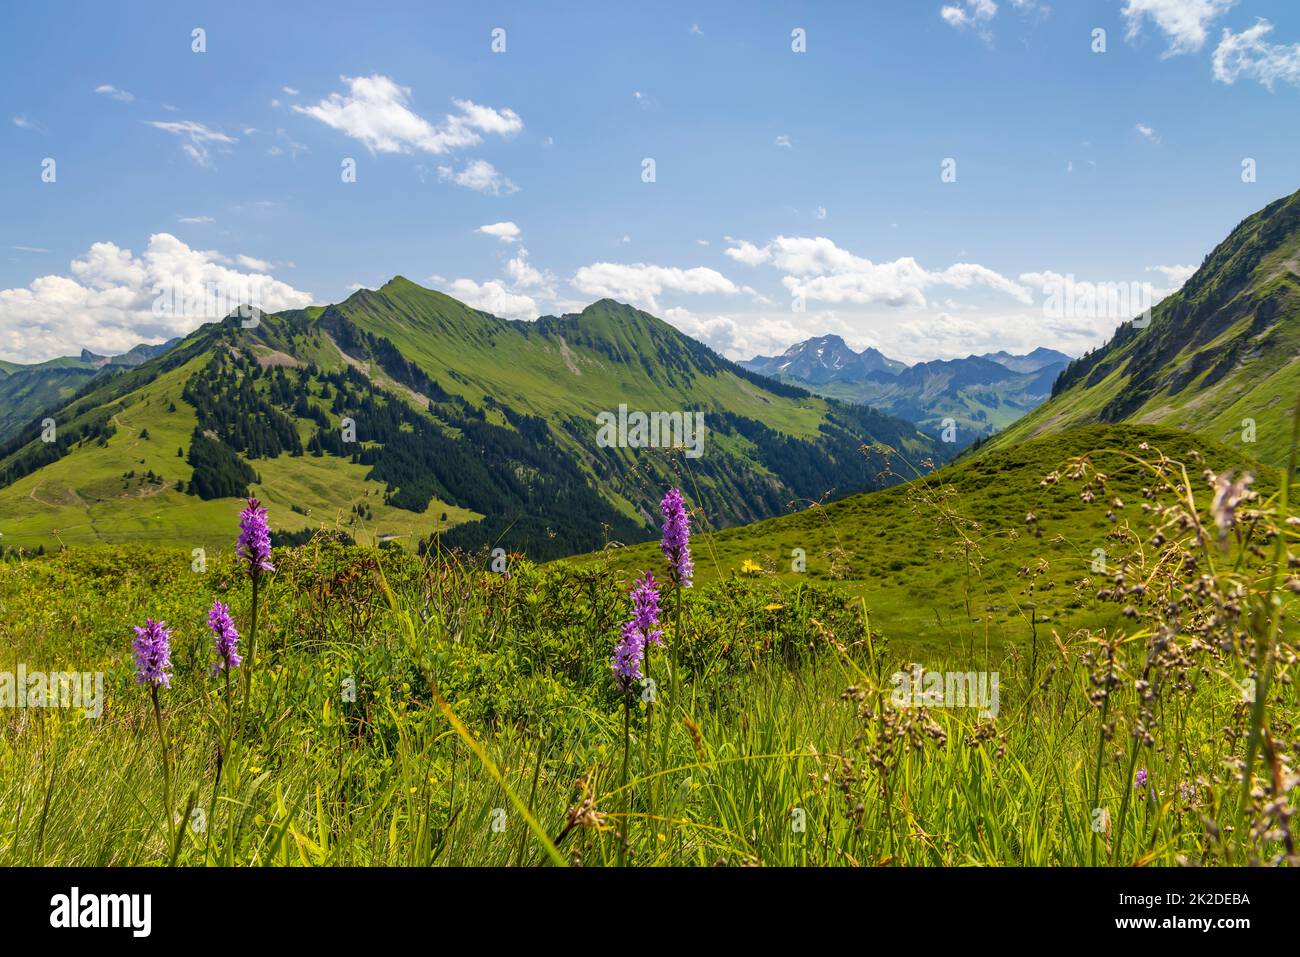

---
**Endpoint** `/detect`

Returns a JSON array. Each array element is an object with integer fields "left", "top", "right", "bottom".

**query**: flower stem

[
  {"left": 618, "top": 691, "right": 631, "bottom": 868},
  {"left": 150, "top": 684, "right": 173, "bottom": 851},
  {"left": 240, "top": 569, "right": 260, "bottom": 736}
]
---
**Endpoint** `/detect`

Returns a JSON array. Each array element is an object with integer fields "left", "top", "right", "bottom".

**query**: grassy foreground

[{"left": 0, "top": 432, "right": 1296, "bottom": 866}]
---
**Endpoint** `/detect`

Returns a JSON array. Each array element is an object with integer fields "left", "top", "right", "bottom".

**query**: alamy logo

[
  {"left": 1037, "top": 274, "right": 1156, "bottom": 328},
  {"left": 595, "top": 404, "right": 705, "bottom": 458},
  {"left": 50, "top": 887, "right": 151, "bottom": 937},
  {"left": 890, "top": 665, "right": 1000, "bottom": 718},
  {"left": 0, "top": 665, "right": 103, "bottom": 718}
]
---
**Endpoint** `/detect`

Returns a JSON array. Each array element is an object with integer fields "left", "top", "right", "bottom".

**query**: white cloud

[
  {"left": 282, "top": 86, "right": 299, "bottom": 96},
  {"left": 774, "top": 134, "right": 792, "bottom": 148},
  {"left": 235, "top": 254, "right": 273, "bottom": 272},
  {"left": 660, "top": 306, "right": 819, "bottom": 360},
  {"left": 570, "top": 262, "right": 742, "bottom": 312},
  {"left": 144, "top": 119, "right": 237, "bottom": 167},
  {"left": 12, "top": 115, "right": 46, "bottom": 133},
  {"left": 1122, "top": 0, "right": 1236, "bottom": 58},
  {"left": 941, "top": 0, "right": 998, "bottom": 30},
  {"left": 295, "top": 75, "right": 522, "bottom": 155},
  {"left": 178, "top": 215, "right": 214, "bottom": 224},
  {"left": 724, "top": 240, "right": 772, "bottom": 267},
  {"left": 444, "top": 278, "right": 538, "bottom": 321},
  {"left": 0, "top": 234, "right": 313, "bottom": 363},
  {"left": 658, "top": 256, "right": 1197, "bottom": 366},
  {"left": 437, "top": 159, "right": 518, "bottom": 195},
  {"left": 1135, "top": 122, "right": 1161, "bottom": 143},
  {"left": 730, "top": 235, "right": 1031, "bottom": 308},
  {"left": 1146, "top": 263, "right": 1196, "bottom": 287},
  {"left": 1019, "top": 266, "right": 1190, "bottom": 313},
  {"left": 1212, "top": 19, "right": 1300, "bottom": 90},
  {"left": 94, "top": 84, "right": 134, "bottom": 103},
  {"left": 477, "top": 221, "right": 521, "bottom": 243},
  {"left": 505, "top": 248, "right": 547, "bottom": 288}
]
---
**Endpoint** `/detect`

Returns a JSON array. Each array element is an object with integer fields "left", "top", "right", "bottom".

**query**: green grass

[
  {"left": 0, "top": 420, "right": 1294, "bottom": 867},
  {"left": 568, "top": 423, "right": 1276, "bottom": 657}
]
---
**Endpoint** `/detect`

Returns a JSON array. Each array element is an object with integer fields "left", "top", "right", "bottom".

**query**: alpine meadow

[{"left": 1, "top": 1, "right": 1298, "bottom": 928}]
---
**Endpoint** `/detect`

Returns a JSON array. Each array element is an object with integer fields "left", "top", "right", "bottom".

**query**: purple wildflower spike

[
  {"left": 208, "top": 600, "right": 242, "bottom": 677},
  {"left": 659, "top": 488, "right": 693, "bottom": 588},
  {"left": 132, "top": 619, "right": 173, "bottom": 688},
  {"left": 236, "top": 498, "right": 275, "bottom": 574}
]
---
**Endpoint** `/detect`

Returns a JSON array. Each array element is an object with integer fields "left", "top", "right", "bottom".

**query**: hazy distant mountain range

[
  {"left": 0, "top": 339, "right": 182, "bottom": 443},
  {"left": 741, "top": 336, "right": 1071, "bottom": 444}
]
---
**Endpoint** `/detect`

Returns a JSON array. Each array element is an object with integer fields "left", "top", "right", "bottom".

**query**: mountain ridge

[
  {"left": 740, "top": 337, "right": 1071, "bottom": 445},
  {"left": 0, "top": 281, "right": 944, "bottom": 557},
  {"left": 982, "top": 188, "right": 1300, "bottom": 466}
]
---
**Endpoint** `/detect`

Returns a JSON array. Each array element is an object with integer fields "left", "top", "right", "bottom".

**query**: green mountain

[
  {"left": 0, "top": 339, "right": 181, "bottom": 442},
  {"left": 741, "top": 335, "right": 1070, "bottom": 445},
  {"left": 0, "top": 278, "right": 944, "bottom": 557},
  {"left": 984, "top": 189, "right": 1300, "bottom": 466}
]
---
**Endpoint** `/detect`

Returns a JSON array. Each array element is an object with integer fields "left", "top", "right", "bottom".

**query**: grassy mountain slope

[
  {"left": 0, "top": 280, "right": 943, "bottom": 556},
  {"left": 983, "top": 189, "right": 1300, "bottom": 466},
  {"left": 568, "top": 423, "right": 1275, "bottom": 654}
]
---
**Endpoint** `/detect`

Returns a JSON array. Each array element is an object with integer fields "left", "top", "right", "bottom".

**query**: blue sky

[{"left": 3, "top": 0, "right": 1300, "bottom": 364}]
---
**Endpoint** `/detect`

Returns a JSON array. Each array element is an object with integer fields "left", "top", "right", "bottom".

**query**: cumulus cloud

[
  {"left": 1146, "top": 263, "right": 1196, "bottom": 287},
  {"left": 477, "top": 221, "right": 521, "bottom": 243},
  {"left": 294, "top": 75, "right": 521, "bottom": 155},
  {"left": 235, "top": 254, "right": 273, "bottom": 272},
  {"left": 723, "top": 240, "right": 772, "bottom": 267},
  {"left": 1212, "top": 19, "right": 1300, "bottom": 90},
  {"left": 941, "top": 0, "right": 997, "bottom": 31},
  {"left": 726, "top": 235, "right": 1032, "bottom": 308},
  {"left": 505, "top": 248, "right": 548, "bottom": 289},
  {"left": 144, "top": 119, "right": 237, "bottom": 167},
  {"left": 444, "top": 278, "right": 538, "bottom": 321},
  {"left": 655, "top": 255, "right": 1197, "bottom": 366},
  {"left": 1020, "top": 265, "right": 1192, "bottom": 303},
  {"left": 570, "top": 263, "right": 742, "bottom": 312},
  {"left": 1122, "top": 0, "right": 1236, "bottom": 57},
  {"left": 0, "top": 234, "right": 313, "bottom": 362},
  {"left": 437, "top": 159, "right": 518, "bottom": 195},
  {"left": 659, "top": 306, "right": 828, "bottom": 361}
]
